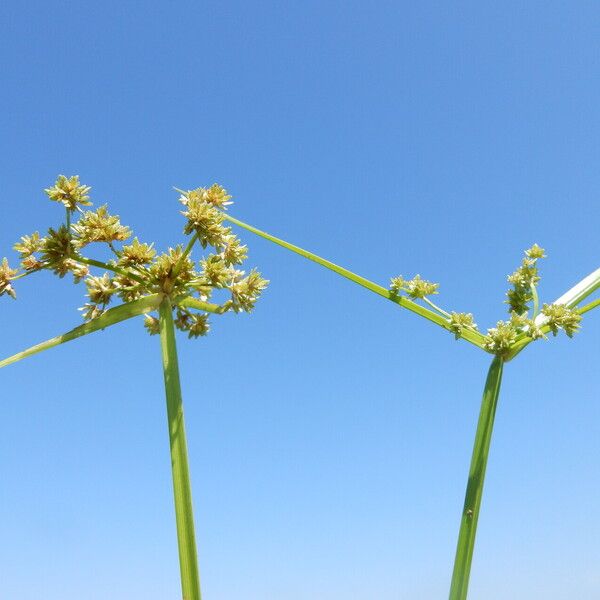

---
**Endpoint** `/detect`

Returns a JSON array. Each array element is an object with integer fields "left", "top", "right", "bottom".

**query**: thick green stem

[
  {"left": 449, "top": 356, "right": 504, "bottom": 600},
  {"left": 158, "top": 297, "right": 202, "bottom": 600}
]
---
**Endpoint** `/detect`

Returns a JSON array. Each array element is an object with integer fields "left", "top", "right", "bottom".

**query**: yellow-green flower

[{"left": 45, "top": 175, "right": 92, "bottom": 211}]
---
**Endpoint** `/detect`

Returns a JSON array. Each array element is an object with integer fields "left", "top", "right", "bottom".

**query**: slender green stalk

[
  {"left": 530, "top": 283, "right": 540, "bottom": 318},
  {"left": 73, "top": 255, "right": 146, "bottom": 285},
  {"left": 577, "top": 297, "right": 600, "bottom": 316},
  {"left": 0, "top": 294, "right": 161, "bottom": 369},
  {"left": 423, "top": 296, "right": 452, "bottom": 318},
  {"left": 158, "top": 297, "right": 202, "bottom": 600},
  {"left": 449, "top": 356, "right": 504, "bottom": 600},
  {"left": 224, "top": 214, "right": 488, "bottom": 350},
  {"left": 174, "top": 232, "right": 199, "bottom": 277},
  {"left": 176, "top": 295, "right": 227, "bottom": 314}
]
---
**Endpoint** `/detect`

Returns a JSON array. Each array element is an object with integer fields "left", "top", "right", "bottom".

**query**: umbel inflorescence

[
  {"left": 388, "top": 244, "right": 582, "bottom": 358},
  {"left": 1, "top": 175, "right": 268, "bottom": 336}
]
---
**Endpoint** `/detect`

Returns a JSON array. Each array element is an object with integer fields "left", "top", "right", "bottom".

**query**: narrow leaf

[
  {"left": 0, "top": 294, "right": 162, "bottom": 369},
  {"left": 225, "top": 214, "right": 488, "bottom": 350}
]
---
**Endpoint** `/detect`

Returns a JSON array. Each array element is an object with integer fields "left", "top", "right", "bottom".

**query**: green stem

[
  {"left": 530, "top": 283, "right": 540, "bottom": 318},
  {"left": 174, "top": 232, "right": 199, "bottom": 277},
  {"left": 224, "top": 214, "right": 488, "bottom": 350},
  {"left": 158, "top": 297, "right": 202, "bottom": 600},
  {"left": 577, "top": 297, "right": 600, "bottom": 315},
  {"left": 73, "top": 256, "right": 146, "bottom": 285},
  {"left": 449, "top": 356, "right": 504, "bottom": 600},
  {"left": 423, "top": 296, "right": 451, "bottom": 318},
  {"left": 176, "top": 295, "right": 228, "bottom": 314}
]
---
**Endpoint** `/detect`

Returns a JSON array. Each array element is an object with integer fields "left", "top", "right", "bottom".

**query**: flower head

[
  {"left": 0, "top": 258, "right": 18, "bottom": 299},
  {"left": 45, "top": 175, "right": 92, "bottom": 211},
  {"left": 448, "top": 312, "right": 477, "bottom": 340},
  {"left": 71, "top": 205, "right": 131, "bottom": 247},
  {"left": 541, "top": 303, "right": 582, "bottom": 338}
]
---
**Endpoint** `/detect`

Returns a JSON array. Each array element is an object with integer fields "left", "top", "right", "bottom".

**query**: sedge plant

[
  {"left": 220, "top": 214, "right": 600, "bottom": 600},
  {"left": 0, "top": 176, "right": 268, "bottom": 600}
]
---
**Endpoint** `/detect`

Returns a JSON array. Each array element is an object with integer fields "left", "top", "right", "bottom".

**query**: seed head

[
  {"left": 541, "top": 303, "right": 582, "bottom": 338},
  {"left": 0, "top": 258, "right": 18, "bottom": 299},
  {"left": 45, "top": 175, "right": 92, "bottom": 211}
]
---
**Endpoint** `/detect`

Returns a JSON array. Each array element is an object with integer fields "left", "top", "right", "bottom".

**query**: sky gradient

[{"left": 1, "top": 2, "right": 599, "bottom": 599}]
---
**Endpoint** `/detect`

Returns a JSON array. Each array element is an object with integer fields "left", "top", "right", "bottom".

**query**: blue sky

[{"left": 1, "top": 2, "right": 599, "bottom": 599}]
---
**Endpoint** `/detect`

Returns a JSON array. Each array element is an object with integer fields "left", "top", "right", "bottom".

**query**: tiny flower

[
  {"left": 144, "top": 314, "right": 160, "bottom": 335},
  {"left": 80, "top": 302, "right": 105, "bottom": 321},
  {"left": 71, "top": 205, "right": 132, "bottom": 247},
  {"left": 484, "top": 320, "right": 519, "bottom": 357},
  {"left": 187, "top": 313, "right": 210, "bottom": 338},
  {"left": 41, "top": 226, "right": 74, "bottom": 278},
  {"left": 118, "top": 238, "right": 156, "bottom": 267},
  {"left": 405, "top": 274, "right": 439, "bottom": 299},
  {"left": 390, "top": 276, "right": 406, "bottom": 294},
  {"left": 229, "top": 269, "right": 269, "bottom": 312},
  {"left": 0, "top": 258, "right": 18, "bottom": 299},
  {"left": 541, "top": 303, "right": 582, "bottom": 338},
  {"left": 525, "top": 244, "right": 546, "bottom": 260},
  {"left": 85, "top": 273, "right": 118, "bottom": 305},
  {"left": 180, "top": 196, "right": 228, "bottom": 248},
  {"left": 448, "top": 312, "right": 477, "bottom": 340},
  {"left": 14, "top": 232, "right": 43, "bottom": 257},
  {"left": 45, "top": 175, "right": 92, "bottom": 211},
  {"left": 182, "top": 184, "right": 233, "bottom": 210},
  {"left": 200, "top": 255, "right": 231, "bottom": 288},
  {"left": 221, "top": 234, "right": 248, "bottom": 266}
]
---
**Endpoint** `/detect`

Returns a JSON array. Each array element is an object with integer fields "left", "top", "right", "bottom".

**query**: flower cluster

[
  {"left": 44, "top": 175, "right": 92, "bottom": 211},
  {"left": 541, "top": 303, "right": 582, "bottom": 337},
  {"left": 448, "top": 312, "right": 477, "bottom": 340},
  {"left": 390, "top": 274, "right": 439, "bottom": 299},
  {"left": 2, "top": 176, "right": 268, "bottom": 339},
  {"left": 482, "top": 246, "right": 583, "bottom": 356},
  {"left": 0, "top": 258, "right": 18, "bottom": 299},
  {"left": 506, "top": 244, "right": 545, "bottom": 314}
]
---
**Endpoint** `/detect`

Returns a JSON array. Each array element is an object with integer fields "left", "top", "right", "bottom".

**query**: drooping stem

[
  {"left": 448, "top": 356, "right": 504, "bottom": 600},
  {"left": 158, "top": 297, "right": 202, "bottom": 600}
]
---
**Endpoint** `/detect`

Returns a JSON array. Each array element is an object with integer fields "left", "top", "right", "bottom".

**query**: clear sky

[{"left": 1, "top": 2, "right": 599, "bottom": 599}]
